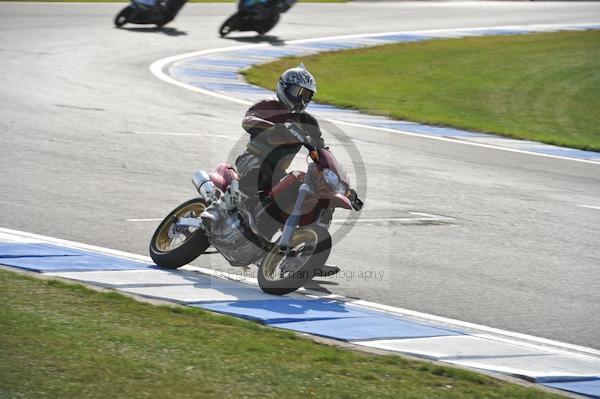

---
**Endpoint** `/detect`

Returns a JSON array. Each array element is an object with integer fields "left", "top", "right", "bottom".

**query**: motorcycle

[
  {"left": 114, "top": 0, "right": 187, "bottom": 28},
  {"left": 149, "top": 123, "right": 363, "bottom": 295},
  {"left": 219, "top": 0, "right": 296, "bottom": 37}
]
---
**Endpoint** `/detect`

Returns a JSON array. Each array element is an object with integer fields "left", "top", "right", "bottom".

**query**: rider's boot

[
  {"left": 200, "top": 203, "right": 220, "bottom": 231},
  {"left": 247, "top": 197, "right": 279, "bottom": 240},
  {"left": 314, "top": 264, "right": 340, "bottom": 277}
]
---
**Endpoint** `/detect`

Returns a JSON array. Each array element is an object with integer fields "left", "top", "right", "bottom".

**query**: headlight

[{"left": 322, "top": 168, "right": 346, "bottom": 194}]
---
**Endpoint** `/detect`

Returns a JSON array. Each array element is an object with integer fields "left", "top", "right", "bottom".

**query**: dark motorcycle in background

[
  {"left": 114, "top": 0, "right": 187, "bottom": 28},
  {"left": 219, "top": 0, "right": 296, "bottom": 37},
  {"left": 149, "top": 123, "right": 363, "bottom": 295}
]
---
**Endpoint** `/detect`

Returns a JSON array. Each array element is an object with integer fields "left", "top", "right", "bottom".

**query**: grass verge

[
  {"left": 244, "top": 31, "right": 600, "bottom": 152},
  {"left": 0, "top": 269, "right": 564, "bottom": 399}
]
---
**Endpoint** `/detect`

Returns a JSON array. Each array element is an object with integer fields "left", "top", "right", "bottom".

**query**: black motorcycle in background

[
  {"left": 219, "top": 0, "right": 296, "bottom": 37},
  {"left": 114, "top": 0, "right": 187, "bottom": 28}
]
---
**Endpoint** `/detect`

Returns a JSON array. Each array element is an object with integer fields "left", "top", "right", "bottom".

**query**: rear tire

[
  {"left": 258, "top": 224, "right": 331, "bottom": 295},
  {"left": 149, "top": 198, "right": 210, "bottom": 269},
  {"left": 114, "top": 6, "right": 133, "bottom": 28}
]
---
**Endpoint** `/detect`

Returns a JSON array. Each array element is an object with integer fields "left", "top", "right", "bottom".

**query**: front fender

[{"left": 331, "top": 193, "right": 353, "bottom": 210}]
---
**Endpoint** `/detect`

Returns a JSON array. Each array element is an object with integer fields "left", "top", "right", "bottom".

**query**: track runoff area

[
  {"left": 0, "top": 10, "right": 600, "bottom": 397},
  {"left": 2, "top": 23, "right": 600, "bottom": 399}
]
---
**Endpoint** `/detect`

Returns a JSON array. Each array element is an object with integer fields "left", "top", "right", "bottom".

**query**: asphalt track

[{"left": 0, "top": 1, "right": 599, "bottom": 350}]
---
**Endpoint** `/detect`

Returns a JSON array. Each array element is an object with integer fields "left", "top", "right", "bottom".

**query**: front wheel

[
  {"left": 258, "top": 225, "right": 331, "bottom": 295},
  {"left": 114, "top": 6, "right": 133, "bottom": 27},
  {"left": 219, "top": 14, "right": 239, "bottom": 37},
  {"left": 149, "top": 198, "right": 210, "bottom": 269}
]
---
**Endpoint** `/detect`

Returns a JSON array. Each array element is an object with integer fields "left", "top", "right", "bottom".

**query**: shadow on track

[
  {"left": 303, "top": 279, "right": 339, "bottom": 294},
  {"left": 222, "top": 35, "right": 285, "bottom": 45},
  {"left": 118, "top": 26, "right": 187, "bottom": 36}
]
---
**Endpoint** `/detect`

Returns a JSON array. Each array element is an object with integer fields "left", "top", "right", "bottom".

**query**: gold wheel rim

[
  {"left": 262, "top": 228, "right": 319, "bottom": 281},
  {"left": 155, "top": 202, "right": 206, "bottom": 252}
]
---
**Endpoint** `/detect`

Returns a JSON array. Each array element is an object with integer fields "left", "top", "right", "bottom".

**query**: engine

[{"left": 210, "top": 213, "right": 264, "bottom": 267}]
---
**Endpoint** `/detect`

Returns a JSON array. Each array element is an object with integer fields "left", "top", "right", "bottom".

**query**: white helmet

[{"left": 276, "top": 63, "right": 317, "bottom": 113}]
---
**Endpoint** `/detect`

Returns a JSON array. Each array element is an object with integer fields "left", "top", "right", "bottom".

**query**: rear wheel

[
  {"left": 114, "top": 6, "right": 133, "bottom": 27},
  {"left": 258, "top": 225, "right": 331, "bottom": 295},
  {"left": 149, "top": 198, "right": 210, "bottom": 269}
]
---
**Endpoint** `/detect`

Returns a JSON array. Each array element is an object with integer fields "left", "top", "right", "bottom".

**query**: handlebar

[{"left": 283, "top": 121, "right": 363, "bottom": 211}]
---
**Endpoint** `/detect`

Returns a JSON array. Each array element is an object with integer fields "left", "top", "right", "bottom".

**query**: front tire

[
  {"left": 149, "top": 198, "right": 210, "bottom": 269},
  {"left": 258, "top": 225, "right": 331, "bottom": 295},
  {"left": 219, "top": 14, "right": 238, "bottom": 37},
  {"left": 114, "top": 6, "right": 133, "bottom": 27}
]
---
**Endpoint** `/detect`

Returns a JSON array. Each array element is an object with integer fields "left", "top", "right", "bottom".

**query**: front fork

[{"left": 278, "top": 183, "right": 312, "bottom": 253}]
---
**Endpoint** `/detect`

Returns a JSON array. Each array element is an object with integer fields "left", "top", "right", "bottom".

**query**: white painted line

[
  {"left": 1, "top": 226, "right": 599, "bottom": 362},
  {"left": 125, "top": 218, "right": 163, "bottom": 222},
  {"left": 409, "top": 212, "right": 454, "bottom": 219},
  {"left": 150, "top": 23, "right": 600, "bottom": 165},
  {"left": 326, "top": 118, "right": 600, "bottom": 165},
  {"left": 472, "top": 334, "right": 600, "bottom": 364},
  {"left": 578, "top": 205, "right": 600, "bottom": 211},
  {"left": 349, "top": 300, "right": 600, "bottom": 359},
  {"left": 0, "top": 227, "right": 250, "bottom": 285},
  {"left": 445, "top": 356, "right": 600, "bottom": 382},
  {"left": 150, "top": 45, "right": 255, "bottom": 107},
  {"left": 355, "top": 335, "right": 553, "bottom": 360},
  {"left": 0, "top": 231, "right": 37, "bottom": 243},
  {"left": 0, "top": 227, "right": 152, "bottom": 263},
  {"left": 279, "top": 22, "right": 600, "bottom": 45}
]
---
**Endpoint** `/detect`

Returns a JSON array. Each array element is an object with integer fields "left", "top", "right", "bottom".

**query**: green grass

[
  {"left": 244, "top": 31, "right": 600, "bottom": 152},
  {"left": 0, "top": 269, "right": 564, "bottom": 399}
]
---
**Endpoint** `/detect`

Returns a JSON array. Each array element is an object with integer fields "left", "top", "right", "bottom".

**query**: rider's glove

[{"left": 347, "top": 188, "right": 364, "bottom": 211}]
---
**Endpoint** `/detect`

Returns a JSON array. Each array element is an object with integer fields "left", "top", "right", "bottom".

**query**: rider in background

[
  {"left": 239, "top": 0, "right": 296, "bottom": 19},
  {"left": 164, "top": 0, "right": 187, "bottom": 20}
]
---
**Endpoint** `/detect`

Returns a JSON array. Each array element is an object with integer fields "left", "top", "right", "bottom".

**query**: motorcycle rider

[
  {"left": 237, "top": 63, "right": 324, "bottom": 205},
  {"left": 202, "top": 63, "right": 322, "bottom": 220},
  {"left": 160, "top": 0, "right": 187, "bottom": 24},
  {"left": 238, "top": 0, "right": 295, "bottom": 19},
  {"left": 202, "top": 63, "right": 339, "bottom": 276}
]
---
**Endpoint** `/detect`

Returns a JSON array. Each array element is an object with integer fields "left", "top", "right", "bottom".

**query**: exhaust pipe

[{"left": 192, "top": 169, "right": 217, "bottom": 202}]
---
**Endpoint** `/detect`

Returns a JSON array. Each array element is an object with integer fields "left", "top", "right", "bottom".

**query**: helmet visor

[{"left": 286, "top": 84, "right": 314, "bottom": 104}]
